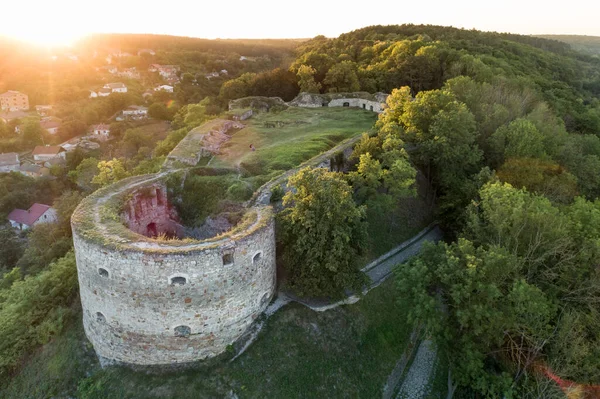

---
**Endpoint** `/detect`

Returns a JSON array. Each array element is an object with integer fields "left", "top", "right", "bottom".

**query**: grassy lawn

[
  {"left": 2, "top": 279, "right": 412, "bottom": 399},
  {"left": 211, "top": 107, "right": 377, "bottom": 175}
]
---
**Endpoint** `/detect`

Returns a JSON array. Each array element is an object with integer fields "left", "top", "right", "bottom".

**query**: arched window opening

[
  {"left": 362, "top": 103, "right": 366, "bottom": 109},
  {"left": 370, "top": 105, "right": 374, "bottom": 112},
  {"left": 343, "top": 102, "right": 350, "bottom": 107},
  {"left": 96, "top": 312, "right": 106, "bottom": 323},
  {"left": 98, "top": 268, "right": 109, "bottom": 278},
  {"left": 174, "top": 325, "right": 191, "bottom": 338},
  {"left": 170, "top": 276, "right": 187, "bottom": 286},
  {"left": 253, "top": 252, "right": 262, "bottom": 264}
]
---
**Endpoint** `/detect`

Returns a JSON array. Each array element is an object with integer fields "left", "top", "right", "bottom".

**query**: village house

[
  {"left": 120, "top": 105, "right": 148, "bottom": 120},
  {"left": 104, "top": 82, "right": 128, "bottom": 93},
  {"left": 117, "top": 67, "right": 140, "bottom": 79},
  {"left": 149, "top": 64, "right": 180, "bottom": 79},
  {"left": 89, "top": 90, "right": 98, "bottom": 98},
  {"left": 98, "top": 88, "right": 112, "bottom": 97},
  {"left": 35, "top": 105, "right": 53, "bottom": 116},
  {"left": 0, "top": 91, "right": 29, "bottom": 111},
  {"left": 91, "top": 123, "right": 110, "bottom": 139},
  {"left": 18, "top": 164, "right": 49, "bottom": 178},
  {"left": 205, "top": 72, "right": 220, "bottom": 79},
  {"left": 0, "top": 152, "right": 20, "bottom": 173},
  {"left": 32, "top": 145, "right": 66, "bottom": 162},
  {"left": 7, "top": 203, "right": 57, "bottom": 231},
  {"left": 154, "top": 84, "right": 174, "bottom": 93},
  {"left": 40, "top": 119, "right": 61, "bottom": 135}
]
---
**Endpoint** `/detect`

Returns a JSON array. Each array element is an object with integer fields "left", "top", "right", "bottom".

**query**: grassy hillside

[{"left": 211, "top": 107, "right": 378, "bottom": 175}]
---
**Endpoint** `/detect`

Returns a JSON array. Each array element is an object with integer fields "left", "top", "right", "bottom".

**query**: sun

[{"left": 10, "top": 31, "right": 84, "bottom": 48}]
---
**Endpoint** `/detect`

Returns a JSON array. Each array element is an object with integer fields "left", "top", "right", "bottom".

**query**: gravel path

[
  {"left": 396, "top": 340, "right": 437, "bottom": 399},
  {"left": 364, "top": 225, "right": 443, "bottom": 286},
  {"left": 284, "top": 224, "right": 443, "bottom": 312}
]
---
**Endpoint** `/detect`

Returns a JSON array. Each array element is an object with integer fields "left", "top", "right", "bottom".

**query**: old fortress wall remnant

[
  {"left": 72, "top": 172, "right": 275, "bottom": 366},
  {"left": 287, "top": 92, "right": 389, "bottom": 113},
  {"left": 72, "top": 91, "right": 387, "bottom": 367}
]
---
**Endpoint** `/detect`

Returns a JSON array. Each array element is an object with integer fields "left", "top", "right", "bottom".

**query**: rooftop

[
  {"left": 32, "top": 145, "right": 65, "bottom": 156},
  {"left": 7, "top": 203, "right": 52, "bottom": 226}
]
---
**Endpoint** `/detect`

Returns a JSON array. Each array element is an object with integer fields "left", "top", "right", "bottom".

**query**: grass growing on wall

[
  {"left": 211, "top": 107, "right": 377, "bottom": 176},
  {"left": 1, "top": 279, "right": 414, "bottom": 398}
]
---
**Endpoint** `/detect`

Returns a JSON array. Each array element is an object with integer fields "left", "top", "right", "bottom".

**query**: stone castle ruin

[{"left": 71, "top": 92, "right": 388, "bottom": 367}]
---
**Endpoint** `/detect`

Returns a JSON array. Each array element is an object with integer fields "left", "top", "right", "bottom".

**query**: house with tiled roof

[
  {"left": 8, "top": 203, "right": 57, "bottom": 231},
  {"left": 32, "top": 145, "right": 66, "bottom": 162},
  {"left": 0, "top": 152, "right": 19, "bottom": 173},
  {"left": 91, "top": 124, "right": 111, "bottom": 139}
]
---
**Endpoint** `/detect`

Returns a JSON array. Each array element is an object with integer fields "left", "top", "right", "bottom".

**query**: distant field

[{"left": 210, "top": 107, "right": 378, "bottom": 175}]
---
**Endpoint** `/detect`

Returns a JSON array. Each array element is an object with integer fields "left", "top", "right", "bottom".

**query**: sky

[{"left": 2, "top": 0, "right": 598, "bottom": 46}]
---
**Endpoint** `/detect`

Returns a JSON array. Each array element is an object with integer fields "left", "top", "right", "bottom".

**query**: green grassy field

[
  {"left": 2, "top": 279, "right": 415, "bottom": 399},
  {"left": 211, "top": 107, "right": 377, "bottom": 176}
]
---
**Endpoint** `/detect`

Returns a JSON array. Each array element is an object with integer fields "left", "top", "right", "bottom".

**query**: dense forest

[
  {"left": 2, "top": 25, "right": 600, "bottom": 398},
  {"left": 536, "top": 34, "right": 600, "bottom": 56}
]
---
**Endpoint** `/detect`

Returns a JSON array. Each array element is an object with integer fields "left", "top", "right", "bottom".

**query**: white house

[
  {"left": 98, "top": 88, "right": 112, "bottom": 97},
  {"left": 154, "top": 85, "right": 174, "bottom": 93},
  {"left": 91, "top": 123, "right": 110, "bottom": 139},
  {"left": 32, "top": 145, "right": 66, "bottom": 162},
  {"left": 89, "top": 90, "right": 98, "bottom": 98},
  {"left": 0, "top": 152, "right": 19, "bottom": 173},
  {"left": 8, "top": 203, "right": 57, "bottom": 231},
  {"left": 122, "top": 105, "right": 148, "bottom": 119},
  {"left": 104, "top": 82, "right": 128, "bottom": 93}
]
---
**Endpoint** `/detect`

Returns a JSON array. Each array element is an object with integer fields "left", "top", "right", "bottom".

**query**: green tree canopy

[{"left": 279, "top": 167, "right": 368, "bottom": 298}]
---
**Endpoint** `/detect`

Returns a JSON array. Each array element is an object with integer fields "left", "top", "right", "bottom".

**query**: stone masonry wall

[
  {"left": 74, "top": 215, "right": 275, "bottom": 366},
  {"left": 121, "top": 183, "right": 183, "bottom": 238}
]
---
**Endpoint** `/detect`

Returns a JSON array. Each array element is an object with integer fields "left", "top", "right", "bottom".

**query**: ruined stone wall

[
  {"left": 74, "top": 211, "right": 275, "bottom": 366},
  {"left": 287, "top": 92, "right": 388, "bottom": 113},
  {"left": 72, "top": 168, "right": 276, "bottom": 366},
  {"left": 328, "top": 98, "right": 385, "bottom": 113},
  {"left": 121, "top": 183, "right": 182, "bottom": 238}
]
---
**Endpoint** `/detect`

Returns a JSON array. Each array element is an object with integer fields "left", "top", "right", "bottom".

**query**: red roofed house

[
  {"left": 32, "top": 145, "right": 66, "bottom": 162},
  {"left": 8, "top": 203, "right": 57, "bottom": 231}
]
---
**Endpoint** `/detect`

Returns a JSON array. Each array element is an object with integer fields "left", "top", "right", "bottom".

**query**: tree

[
  {"left": 297, "top": 65, "right": 321, "bottom": 93},
  {"left": 92, "top": 158, "right": 130, "bottom": 187},
  {"left": 490, "top": 119, "right": 548, "bottom": 166},
  {"left": 0, "top": 227, "right": 24, "bottom": 272},
  {"left": 68, "top": 157, "right": 99, "bottom": 192},
  {"left": 278, "top": 167, "right": 368, "bottom": 298},
  {"left": 323, "top": 61, "right": 360, "bottom": 92},
  {"left": 148, "top": 103, "right": 172, "bottom": 121},
  {"left": 396, "top": 239, "right": 556, "bottom": 397},
  {"left": 496, "top": 158, "right": 578, "bottom": 203},
  {"left": 219, "top": 72, "right": 256, "bottom": 101},
  {"left": 21, "top": 119, "right": 44, "bottom": 146}
]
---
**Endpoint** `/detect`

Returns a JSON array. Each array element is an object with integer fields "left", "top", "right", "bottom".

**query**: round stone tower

[{"left": 71, "top": 173, "right": 276, "bottom": 366}]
